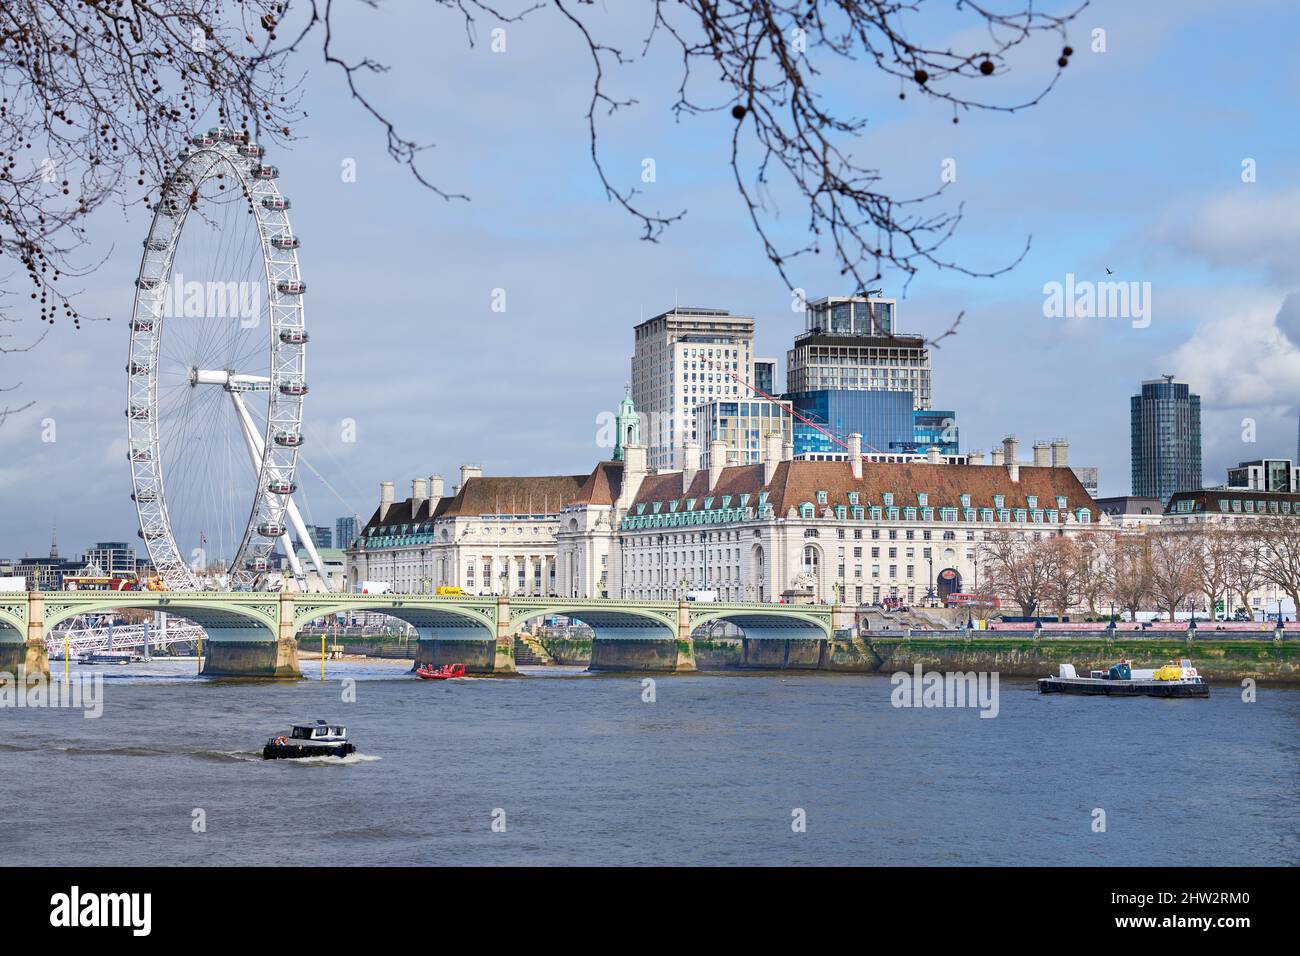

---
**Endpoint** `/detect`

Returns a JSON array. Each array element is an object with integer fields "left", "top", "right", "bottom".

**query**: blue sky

[{"left": 3, "top": 0, "right": 1300, "bottom": 557}]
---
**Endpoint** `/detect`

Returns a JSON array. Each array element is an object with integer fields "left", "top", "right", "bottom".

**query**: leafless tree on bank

[
  {"left": 1101, "top": 532, "right": 1151, "bottom": 622},
  {"left": 1, "top": 0, "right": 1083, "bottom": 421},
  {"left": 1147, "top": 529, "right": 1199, "bottom": 622}
]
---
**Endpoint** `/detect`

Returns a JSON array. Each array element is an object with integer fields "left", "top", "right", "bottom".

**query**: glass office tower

[{"left": 1130, "top": 377, "right": 1202, "bottom": 504}]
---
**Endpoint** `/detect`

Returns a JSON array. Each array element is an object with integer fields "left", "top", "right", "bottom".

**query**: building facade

[
  {"left": 786, "top": 295, "right": 930, "bottom": 407},
  {"left": 348, "top": 400, "right": 1100, "bottom": 613},
  {"left": 696, "top": 398, "right": 794, "bottom": 468},
  {"left": 1225, "top": 459, "right": 1300, "bottom": 493},
  {"left": 1131, "top": 377, "right": 1202, "bottom": 504},
  {"left": 630, "top": 307, "right": 755, "bottom": 471}
]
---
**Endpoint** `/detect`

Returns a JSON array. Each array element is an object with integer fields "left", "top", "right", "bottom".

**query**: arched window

[{"left": 803, "top": 546, "right": 820, "bottom": 570}]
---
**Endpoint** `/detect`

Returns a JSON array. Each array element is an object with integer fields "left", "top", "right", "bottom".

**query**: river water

[{"left": 2, "top": 659, "right": 1296, "bottom": 866}]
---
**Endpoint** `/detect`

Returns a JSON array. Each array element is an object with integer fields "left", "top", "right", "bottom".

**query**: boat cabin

[{"left": 290, "top": 721, "right": 346, "bottom": 741}]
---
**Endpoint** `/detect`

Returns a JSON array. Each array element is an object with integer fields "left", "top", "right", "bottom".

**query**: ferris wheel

[{"left": 127, "top": 127, "right": 330, "bottom": 591}]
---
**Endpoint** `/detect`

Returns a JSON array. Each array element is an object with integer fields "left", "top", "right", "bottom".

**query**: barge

[{"left": 1038, "top": 659, "right": 1209, "bottom": 698}]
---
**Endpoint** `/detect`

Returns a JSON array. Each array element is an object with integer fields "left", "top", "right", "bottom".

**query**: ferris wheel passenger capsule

[
  {"left": 191, "top": 134, "right": 216, "bottom": 147},
  {"left": 267, "top": 480, "right": 298, "bottom": 495},
  {"left": 273, "top": 430, "right": 304, "bottom": 447},
  {"left": 136, "top": 276, "right": 162, "bottom": 290},
  {"left": 143, "top": 238, "right": 169, "bottom": 251},
  {"left": 279, "top": 380, "right": 308, "bottom": 396},
  {"left": 126, "top": 406, "right": 150, "bottom": 420},
  {"left": 222, "top": 129, "right": 249, "bottom": 144},
  {"left": 129, "top": 446, "right": 152, "bottom": 462},
  {"left": 278, "top": 329, "right": 309, "bottom": 345},
  {"left": 253, "top": 165, "right": 279, "bottom": 180},
  {"left": 239, "top": 143, "right": 265, "bottom": 158},
  {"left": 276, "top": 280, "right": 306, "bottom": 295},
  {"left": 130, "top": 317, "right": 154, "bottom": 331},
  {"left": 244, "top": 558, "right": 270, "bottom": 572},
  {"left": 261, "top": 196, "right": 291, "bottom": 210},
  {"left": 270, "top": 234, "right": 300, "bottom": 250},
  {"left": 256, "top": 523, "right": 286, "bottom": 538},
  {"left": 128, "top": 362, "right": 150, "bottom": 375}
]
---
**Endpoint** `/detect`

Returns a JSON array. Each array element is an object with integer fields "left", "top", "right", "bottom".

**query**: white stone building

[{"left": 348, "top": 399, "right": 1102, "bottom": 610}]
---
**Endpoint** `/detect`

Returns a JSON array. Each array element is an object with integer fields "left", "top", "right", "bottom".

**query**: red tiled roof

[
  {"left": 632, "top": 459, "right": 1097, "bottom": 517},
  {"left": 569, "top": 461, "right": 624, "bottom": 506},
  {"left": 363, "top": 473, "right": 589, "bottom": 531}
]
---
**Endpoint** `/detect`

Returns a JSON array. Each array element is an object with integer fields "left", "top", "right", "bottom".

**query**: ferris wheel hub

[{"left": 189, "top": 368, "right": 271, "bottom": 391}]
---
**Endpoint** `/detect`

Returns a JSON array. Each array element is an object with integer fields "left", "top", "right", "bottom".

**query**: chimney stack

[
  {"left": 682, "top": 440, "right": 700, "bottom": 490},
  {"left": 782, "top": 437, "right": 794, "bottom": 462},
  {"left": 460, "top": 464, "right": 482, "bottom": 488},
  {"left": 709, "top": 439, "right": 727, "bottom": 491},
  {"left": 428, "top": 475, "right": 444, "bottom": 499},
  {"left": 968, "top": 450, "right": 985, "bottom": 465},
  {"left": 1051, "top": 439, "right": 1070, "bottom": 468},
  {"left": 990, "top": 449, "right": 1004, "bottom": 466},
  {"left": 1033, "top": 442, "right": 1050, "bottom": 467},
  {"left": 411, "top": 477, "right": 428, "bottom": 518},
  {"left": 379, "top": 480, "right": 394, "bottom": 520},
  {"left": 1002, "top": 435, "right": 1018, "bottom": 466},
  {"left": 848, "top": 433, "right": 863, "bottom": 480},
  {"left": 1008, "top": 460, "right": 1020, "bottom": 482},
  {"left": 927, "top": 447, "right": 941, "bottom": 465},
  {"left": 763, "top": 432, "right": 783, "bottom": 485}
]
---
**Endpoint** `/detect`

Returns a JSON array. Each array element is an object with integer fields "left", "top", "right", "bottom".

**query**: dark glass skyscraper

[{"left": 1131, "top": 377, "right": 1201, "bottom": 504}]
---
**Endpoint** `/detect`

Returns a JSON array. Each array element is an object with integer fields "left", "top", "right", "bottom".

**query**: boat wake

[{"left": 274, "top": 752, "right": 381, "bottom": 766}]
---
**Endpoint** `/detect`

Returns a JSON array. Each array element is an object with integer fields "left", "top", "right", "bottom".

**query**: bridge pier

[
  {"left": 409, "top": 597, "right": 515, "bottom": 675},
  {"left": 200, "top": 593, "right": 300, "bottom": 679},
  {"left": 1, "top": 592, "right": 50, "bottom": 682},
  {"left": 587, "top": 601, "right": 695, "bottom": 673}
]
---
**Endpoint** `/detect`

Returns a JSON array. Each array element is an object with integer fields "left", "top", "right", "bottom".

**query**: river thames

[{"left": 2, "top": 661, "right": 1296, "bottom": 866}]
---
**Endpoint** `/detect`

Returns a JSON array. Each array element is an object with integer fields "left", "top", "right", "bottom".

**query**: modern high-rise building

[
  {"left": 296, "top": 525, "right": 332, "bottom": 550},
  {"left": 786, "top": 295, "right": 931, "bottom": 408},
  {"left": 753, "top": 357, "right": 778, "bottom": 396},
  {"left": 336, "top": 516, "right": 360, "bottom": 550},
  {"left": 786, "top": 389, "right": 914, "bottom": 456},
  {"left": 630, "top": 307, "right": 755, "bottom": 470},
  {"left": 1130, "top": 377, "right": 1202, "bottom": 503}
]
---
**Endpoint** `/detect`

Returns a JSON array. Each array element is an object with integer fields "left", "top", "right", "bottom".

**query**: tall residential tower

[
  {"left": 1131, "top": 376, "right": 1202, "bottom": 503},
  {"left": 630, "top": 307, "right": 755, "bottom": 471}
]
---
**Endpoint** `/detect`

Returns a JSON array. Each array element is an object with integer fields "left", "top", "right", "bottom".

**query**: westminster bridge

[{"left": 0, "top": 591, "right": 845, "bottom": 679}]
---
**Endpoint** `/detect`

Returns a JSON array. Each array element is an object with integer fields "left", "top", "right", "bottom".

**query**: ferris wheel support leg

[{"left": 228, "top": 390, "right": 330, "bottom": 591}]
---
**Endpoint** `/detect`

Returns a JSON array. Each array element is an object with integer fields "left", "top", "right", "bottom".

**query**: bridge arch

[
  {"left": 687, "top": 606, "right": 832, "bottom": 641},
  {"left": 509, "top": 602, "right": 677, "bottom": 641},
  {"left": 0, "top": 600, "right": 25, "bottom": 635},
  {"left": 291, "top": 598, "right": 495, "bottom": 640},
  {"left": 41, "top": 594, "right": 280, "bottom": 642}
]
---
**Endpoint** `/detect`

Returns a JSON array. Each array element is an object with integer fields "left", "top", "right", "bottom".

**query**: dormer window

[
  {"left": 993, "top": 494, "right": 1004, "bottom": 509},
  {"left": 918, "top": 493, "right": 928, "bottom": 508},
  {"left": 883, "top": 492, "right": 894, "bottom": 507},
  {"left": 1026, "top": 495, "right": 1038, "bottom": 509},
  {"left": 959, "top": 493, "right": 970, "bottom": 509},
  {"left": 816, "top": 490, "right": 828, "bottom": 505},
  {"left": 848, "top": 492, "right": 860, "bottom": 506},
  {"left": 1056, "top": 496, "right": 1067, "bottom": 510}
]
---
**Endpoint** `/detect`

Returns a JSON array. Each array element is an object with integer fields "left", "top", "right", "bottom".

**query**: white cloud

[
  {"left": 1166, "top": 291, "right": 1300, "bottom": 409},
  {"left": 1158, "top": 189, "right": 1300, "bottom": 285}
]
